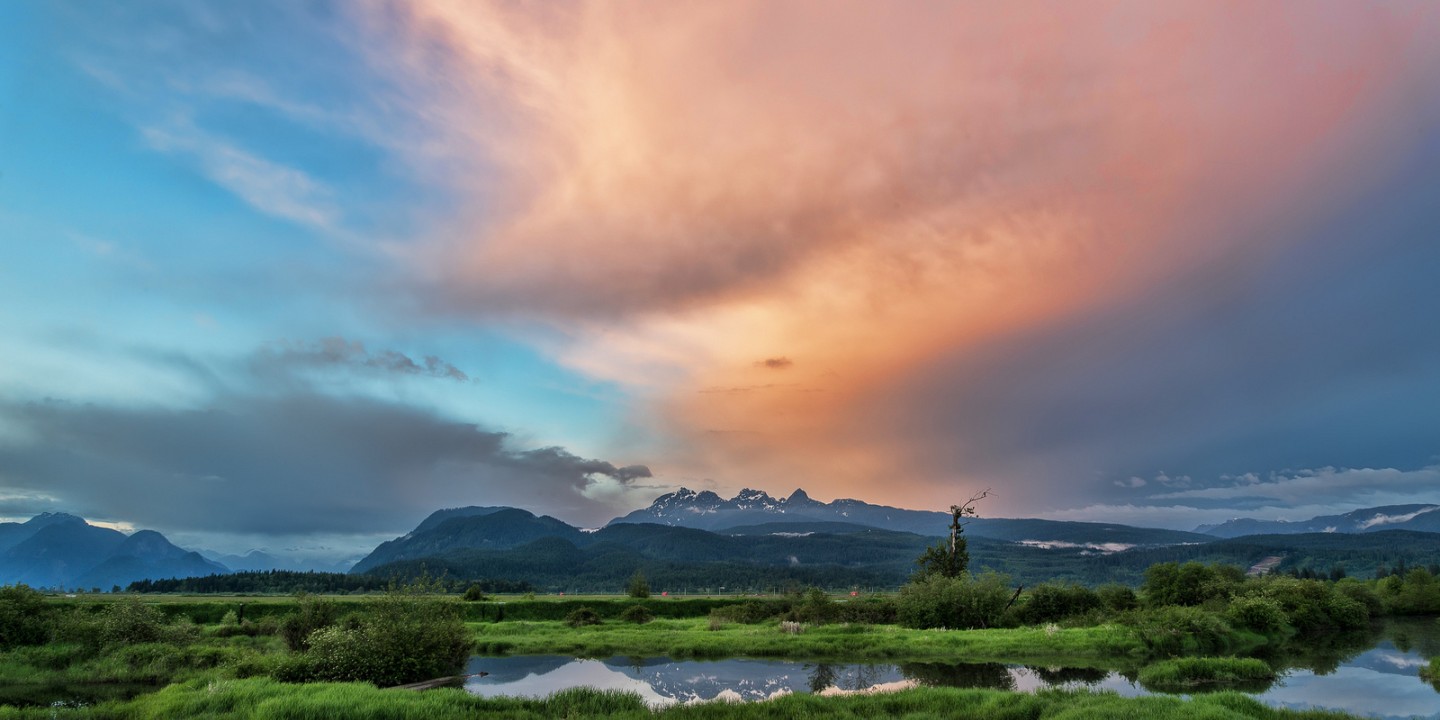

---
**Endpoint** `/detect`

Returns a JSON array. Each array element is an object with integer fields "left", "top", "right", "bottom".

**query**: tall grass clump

[
  {"left": 1137, "top": 657, "right": 1277, "bottom": 693},
  {"left": 1416, "top": 657, "right": 1440, "bottom": 695},
  {"left": 564, "top": 607, "right": 602, "bottom": 628}
]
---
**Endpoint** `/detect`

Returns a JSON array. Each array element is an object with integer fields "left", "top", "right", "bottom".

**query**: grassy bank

[
  {"left": 472, "top": 617, "right": 1144, "bottom": 663},
  {"left": 1137, "top": 657, "right": 1277, "bottom": 693},
  {"left": 0, "top": 678, "right": 1370, "bottom": 720}
]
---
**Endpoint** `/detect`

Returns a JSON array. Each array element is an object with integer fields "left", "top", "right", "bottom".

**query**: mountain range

[
  {"left": 610, "top": 487, "right": 1210, "bottom": 546},
  {"left": 341, "top": 490, "right": 1440, "bottom": 591},
  {"left": 11, "top": 490, "right": 1440, "bottom": 591},
  {"left": 0, "top": 513, "right": 225, "bottom": 590},
  {"left": 1195, "top": 504, "right": 1440, "bottom": 538}
]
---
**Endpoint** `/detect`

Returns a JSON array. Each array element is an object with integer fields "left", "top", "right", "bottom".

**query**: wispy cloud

[
  {"left": 1152, "top": 466, "right": 1440, "bottom": 507},
  {"left": 253, "top": 337, "right": 470, "bottom": 383},
  {"left": 142, "top": 121, "right": 339, "bottom": 231}
]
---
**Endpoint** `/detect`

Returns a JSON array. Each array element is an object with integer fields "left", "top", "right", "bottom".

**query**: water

[{"left": 464, "top": 619, "right": 1440, "bottom": 718}]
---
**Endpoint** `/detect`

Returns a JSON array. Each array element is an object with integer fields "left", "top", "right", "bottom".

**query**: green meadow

[{"left": 5, "top": 562, "right": 1440, "bottom": 719}]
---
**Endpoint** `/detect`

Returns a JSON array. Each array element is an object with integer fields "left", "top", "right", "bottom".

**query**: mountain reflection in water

[{"left": 464, "top": 619, "right": 1440, "bottom": 718}]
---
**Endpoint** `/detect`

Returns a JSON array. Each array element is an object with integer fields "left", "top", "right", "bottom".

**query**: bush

[
  {"left": 837, "top": 597, "right": 898, "bottom": 625},
  {"left": 463, "top": 585, "right": 488, "bottom": 602},
  {"left": 1016, "top": 583, "right": 1102, "bottom": 624},
  {"left": 1226, "top": 596, "right": 1287, "bottom": 634},
  {"left": 280, "top": 594, "right": 340, "bottom": 651},
  {"left": 0, "top": 584, "right": 51, "bottom": 649},
  {"left": 300, "top": 588, "right": 471, "bottom": 687},
  {"left": 787, "top": 588, "right": 838, "bottom": 625},
  {"left": 620, "top": 605, "right": 653, "bottom": 624},
  {"left": 1143, "top": 562, "right": 1239, "bottom": 607},
  {"left": 1097, "top": 584, "right": 1139, "bottom": 612},
  {"left": 1253, "top": 576, "right": 1368, "bottom": 632},
  {"left": 1128, "top": 606, "right": 1235, "bottom": 655},
  {"left": 627, "top": 570, "right": 651, "bottom": 599},
  {"left": 710, "top": 601, "right": 777, "bottom": 624},
  {"left": 1334, "top": 579, "right": 1381, "bottom": 616},
  {"left": 564, "top": 607, "right": 602, "bottom": 628},
  {"left": 897, "top": 573, "right": 1013, "bottom": 630},
  {"left": 97, "top": 598, "right": 168, "bottom": 646}
]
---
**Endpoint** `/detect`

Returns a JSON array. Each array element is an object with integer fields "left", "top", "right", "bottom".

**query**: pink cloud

[{"left": 372, "top": 2, "right": 1439, "bottom": 512}]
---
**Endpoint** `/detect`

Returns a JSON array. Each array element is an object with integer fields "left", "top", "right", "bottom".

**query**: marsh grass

[
  {"left": 0, "top": 679, "right": 1372, "bottom": 720},
  {"left": 469, "top": 617, "right": 1141, "bottom": 663},
  {"left": 1138, "top": 657, "right": 1278, "bottom": 693}
]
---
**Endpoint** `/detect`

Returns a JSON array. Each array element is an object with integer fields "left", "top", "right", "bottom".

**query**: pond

[{"left": 464, "top": 619, "right": 1440, "bottom": 719}]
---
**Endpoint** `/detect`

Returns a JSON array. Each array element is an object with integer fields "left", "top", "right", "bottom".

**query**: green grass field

[
  {"left": 0, "top": 678, "right": 1367, "bottom": 720},
  {"left": 471, "top": 617, "right": 1144, "bottom": 664}
]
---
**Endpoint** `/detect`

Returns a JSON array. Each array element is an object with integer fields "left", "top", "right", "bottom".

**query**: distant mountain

[
  {"left": 1196, "top": 504, "right": 1440, "bottom": 538},
  {"left": 610, "top": 488, "right": 1210, "bottom": 547},
  {"left": 358, "top": 519, "right": 936, "bottom": 590},
  {"left": 350, "top": 507, "right": 583, "bottom": 573},
  {"left": 0, "top": 514, "right": 228, "bottom": 590},
  {"left": 0, "top": 512, "right": 90, "bottom": 553},
  {"left": 73, "top": 531, "right": 227, "bottom": 589}
]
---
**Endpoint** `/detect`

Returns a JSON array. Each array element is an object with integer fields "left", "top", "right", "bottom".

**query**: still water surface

[{"left": 465, "top": 620, "right": 1440, "bottom": 719}]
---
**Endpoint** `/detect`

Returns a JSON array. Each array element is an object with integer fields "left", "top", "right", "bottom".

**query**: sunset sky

[{"left": 3, "top": 2, "right": 1439, "bottom": 560}]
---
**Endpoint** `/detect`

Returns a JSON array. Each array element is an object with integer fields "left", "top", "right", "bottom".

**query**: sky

[{"left": 2, "top": 1, "right": 1439, "bottom": 562}]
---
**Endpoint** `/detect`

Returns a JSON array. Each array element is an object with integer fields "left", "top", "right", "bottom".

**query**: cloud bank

[{"left": 366, "top": 2, "right": 1440, "bottom": 514}]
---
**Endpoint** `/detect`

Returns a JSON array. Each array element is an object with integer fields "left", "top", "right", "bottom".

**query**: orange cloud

[{"left": 381, "top": 2, "right": 1439, "bottom": 514}]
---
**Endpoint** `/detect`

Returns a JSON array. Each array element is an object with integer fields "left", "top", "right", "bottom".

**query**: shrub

[
  {"left": 280, "top": 593, "right": 340, "bottom": 651},
  {"left": 627, "top": 570, "right": 651, "bottom": 599},
  {"left": 463, "top": 585, "right": 488, "bottom": 602},
  {"left": 1143, "top": 562, "right": 1239, "bottom": 607},
  {"left": 0, "top": 584, "right": 51, "bottom": 649},
  {"left": 300, "top": 588, "right": 471, "bottom": 687},
  {"left": 787, "top": 588, "right": 838, "bottom": 625},
  {"left": 620, "top": 605, "right": 653, "bottom": 624},
  {"left": 1334, "top": 579, "right": 1382, "bottom": 616},
  {"left": 564, "top": 607, "right": 602, "bottom": 628},
  {"left": 97, "top": 598, "right": 168, "bottom": 647},
  {"left": 710, "top": 601, "right": 777, "bottom": 624},
  {"left": 1325, "top": 593, "right": 1369, "bottom": 630},
  {"left": 1226, "top": 596, "right": 1287, "bottom": 634},
  {"left": 897, "top": 573, "right": 1013, "bottom": 630},
  {"left": 1254, "top": 576, "right": 1367, "bottom": 632},
  {"left": 1128, "top": 606, "right": 1235, "bottom": 655},
  {"left": 837, "top": 597, "right": 898, "bottom": 624},
  {"left": 1016, "top": 583, "right": 1102, "bottom": 624},
  {"left": 1097, "top": 584, "right": 1139, "bottom": 612}
]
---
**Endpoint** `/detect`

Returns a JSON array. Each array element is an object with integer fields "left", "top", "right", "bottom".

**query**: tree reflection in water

[
  {"left": 900, "top": 662, "right": 1016, "bottom": 690},
  {"left": 1029, "top": 666, "right": 1109, "bottom": 686}
]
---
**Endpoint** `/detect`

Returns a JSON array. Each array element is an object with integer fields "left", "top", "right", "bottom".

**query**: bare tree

[{"left": 914, "top": 489, "right": 991, "bottom": 580}]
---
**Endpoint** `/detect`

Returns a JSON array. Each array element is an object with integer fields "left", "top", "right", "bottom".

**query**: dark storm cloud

[
  {"left": 878, "top": 141, "right": 1440, "bottom": 514},
  {"left": 0, "top": 393, "right": 650, "bottom": 533},
  {"left": 253, "top": 337, "right": 469, "bottom": 382}
]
